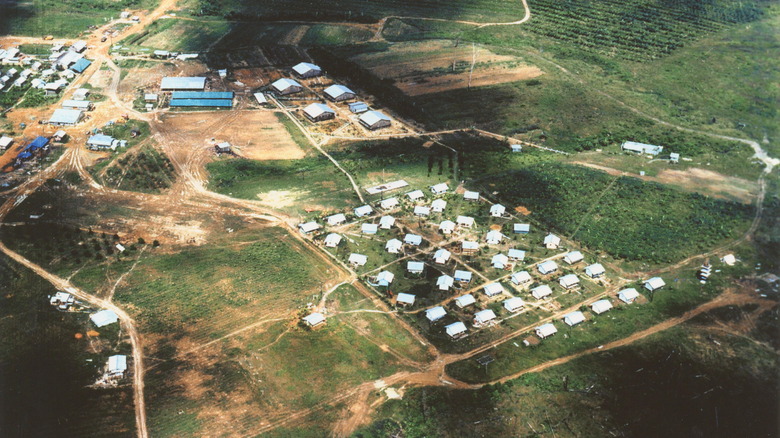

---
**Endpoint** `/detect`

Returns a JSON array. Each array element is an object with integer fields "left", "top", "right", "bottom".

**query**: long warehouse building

[{"left": 169, "top": 91, "right": 234, "bottom": 108}]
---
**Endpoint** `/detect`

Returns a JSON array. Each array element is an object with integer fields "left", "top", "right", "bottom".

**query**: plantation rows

[
  {"left": 476, "top": 163, "right": 754, "bottom": 263},
  {"left": 103, "top": 147, "right": 176, "bottom": 193},
  {"left": 525, "top": 0, "right": 765, "bottom": 61}
]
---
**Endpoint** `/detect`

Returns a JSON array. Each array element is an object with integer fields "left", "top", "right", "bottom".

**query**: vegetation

[
  {"left": 121, "top": 19, "right": 231, "bottom": 51},
  {"left": 0, "top": 254, "right": 135, "bottom": 436},
  {"left": 474, "top": 162, "right": 753, "bottom": 263},
  {"left": 0, "top": 0, "right": 158, "bottom": 37},
  {"left": 101, "top": 145, "right": 176, "bottom": 193},
  {"left": 358, "top": 324, "right": 778, "bottom": 437}
]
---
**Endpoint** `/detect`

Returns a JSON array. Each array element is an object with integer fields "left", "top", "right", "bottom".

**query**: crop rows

[{"left": 525, "top": 0, "right": 765, "bottom": 61}]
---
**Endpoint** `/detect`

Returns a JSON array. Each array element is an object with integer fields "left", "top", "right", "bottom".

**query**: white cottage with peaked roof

[
  {"left": 404, "top": 233, "right": 422, "bottom": 246},
  {"left": 431, "top": 199, "right": 447, "bottom": 213},
  {"left": 490, "top": 204, "right": 506, "bottom": 217},
  {"left": 292, "top": 62, "right": 322, "bottom": 78},
  {"left": 348, "top": 253, "right": 368, "bottom": 266},
  {"left": 354, "top": 205, "right": 373, "bottom": 217},
  {"left": 559, "top": 274, "right": 580, "bottom": 289},
  {"left": 563, "top": 311, "right": 586, "bottom": 326},
  {"left": 585, "top": 263, "right": 606, "bottom": 278},
  {"left": 379, "top": 215, "right": 395, "bottom": 229},
  {"left": 618, "top": 288, "right": 640, "bottom": 303},
  {"left": 483, "top": 282, "right": 505, "bottom": 297},
  {"left": 455, "top": 294, "right": 476, "bottom": 308},
  {"left": 426, "top": 306, "right": 447, "bottom": 322},
  {"left": 474, "top": 309, "right": 497, "bottom": 326},
  {"left": 326, "top": 213, "right": 346, "bottom": 226},
  {"left": 531, "top": 285, "right": 553, "bottom": 299},
  {"left": 433, "top": 249, "right": 451, "bottom": 264},
  {"left": 537, "top": 260, "right": 558, "bottom": 275},
  {"left": 591, "top": 299, "right": 613, "bottom": 315},
  {"left": 446, "top": 321, "right": 467, "bottom": 338},
  {"left": 535, "top": 323, "right": 557, "bottom": 339},
  {"left": 437, "top": 275, "right": 454, "bottom": 291},
  {"left": 324, "top": 233, "right": 342, "bottom": 248},
  {"left": 439, "top": 220, "right": 456, "bottom": 234},
  {"left": 544, "top": 234, "right": 561, "bottom": 249},
  {"left": 511, "top": 271, "right": 532, "bottom": 285},
  {"left": 564, "top": 250, "right": 584, "bottom": 264},
  {"left": 503, "top": 297, "right": 525, "bottom": 313},
  {"left": 386, "top": 238, "right": 403, "bottom": 254}
]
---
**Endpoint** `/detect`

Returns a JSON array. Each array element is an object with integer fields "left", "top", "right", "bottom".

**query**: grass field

[
  {"left": 0, "top": 254, "right": 135, "bottom": 436},
  {"left": 207, "top": 156, "right": 359, "bottom": 216},
  {"left": 120, "top": 18, "right": 231, "bottom": 52},
  {"left": 358, "top": 321, "right": 778, "bottom": 437},
  {"left": 0, "top": 0, "right": 158, "bottom": 37},
  {"left": 471, "top": 162, "right": 754, "bottom": 264},
  {"left": 195, "top": 0, "right": 519, "bottom": 22},
  {"left": 445, "top": 261, "right": 754, "bottom": 383}
]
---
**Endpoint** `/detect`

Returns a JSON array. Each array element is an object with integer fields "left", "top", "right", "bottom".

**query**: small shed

[
  {"left": 721, "top": 254, "right": 736, "bottom": 266},
  {"left": 511, "top": 271, "right": 532, "bottom": 285},
  {"left": 507, "top": 249, "right": 525, "bottom": 261},
  {"left": 407, "top": 261, "right": 425, "bottom": 274},
  {"left": 376, "top": 270, "right": 395, "bottom": 286},
  {"left": 531, "top": 285, "right": 553, "bottom": 300},
  {"left": 455, "top": 294, "right": 476, "bottom": 308},
  {"left": 348, "top": 101, "right": 368, "bottom": 113},
  {"left": 503, "top": 297, "right": 525, "bottom": 313},
  {"left": 559, "top": 274, "right": 580, "bottom": 289},
  {"left": 454, "top": 270, "right": 473, "bottom": 283},
  {"left": 107, "top": 355, "right": 127, "bottom": 377},
  {"left": 354, "top": 205, "right": 373, "bottom": 217},
  {"left": 386, "top": 239, "right": 403, "bottom": 254},
  {"left": 324, "top": 233, "right": 342, "bottom": 248},
  {"left": 303, "top": 312, "right": 326, "bottom": 327},
  {"left": 433, "top": 249, "right": 451, "bottom": 264},
  {"left": 544, "top": 234, "right": 561, "bottom": 249},
  {"left": 348, "top": 253, "right": 367, "bottom": 267},
  {"left": 253, "top": 92, "right": 268, "bottom": 104},
  {"left": 535, "top": 323, "right": 558, "bottom": 339},
  {"left": 380, "top": 197, "right": 399, "bottom": 210},
  {"left": 404, "top": 233, "right": 422, "bottom": 246},
  {"left": 437, "top": 275, "right": 454, "bottom": 291},
  {"left": 446, "top": 321, "right": 467, "bottom": 338},
  {"left": 644, "top": 277, "right": 666, "bottom": 292},
  {"left": 439, "top": 220, "right": 456, "bottom": 234},
  {"left": 462, "top": 240, "right": 479, "bottom": 254},
  {"left": 406, "top": 189, "right": 425, "bottom": 201},
  {"left": 430, "top": 182, "right": 449, "bottom": 195},
  {"left": 361, "top": 223, "right": 378, "bottom": 234},
  {"left": 492, "top": 254, "right": 509, "bottom": 269},
  {"left": 618, "top": 288, "right": 640, "bottom": 304},
  {"left": 622, "top": 141, "right": 663, "bottom": 156},
  {"left": 298, "top": 221, "right": 320, "bottom": 234},
  {"left": 426, "top": 306, "right": 447, "bottom": 322},
  {"left": 537, "top": 260, "right": 558, "bottom": 275},
  {"left": 585, "top": 263, "right": 606, "bottom": 278},
  {"left": 431, "top": 199, "right": 447, "bottom": 213},
  {"left": 396, "top": 293, "right": 416, "bottom": 306},
  {"left": 90, "top": 310, "right": 119, "bottom": 327},
  {"left": 463, "top": 191, "right": 480, "bottom": 201},
  {"left": 86, "top": 134, "right": 116, "bottom": 150},
  {"left": 483, "top": 282, "right": 505, "bottom": 297},
  {"left": 564, "top": 250, "right": 584, "bottom": 265},
  {"left": 73, "top": 88, "right": 90, "bottom": 100},
  {"left": 513, "top": 223, "right": 530, "bottom": 234},
  {"left": 379, "top": 215, "right": 395, "bottom": 229},
  {"left": 510, "top": 144, "right": 522, "bottom": 152},
  {"left": 490, "top": 204, "right": 506, "bottom": 217},
  {"left": 591, "top": 299, "right": 613, "bottom": 315},
  {"left": 62, "top": 99, "right": 92, "bottom": 110},
  {"left": 326, "top": 213, "right": 346, "bottom": 226},
  {"left": 563, "top": 311, "right": 586, "bottom": 326},
  {"left": 414, "top": 206, "right": 431, "bottom": 217},
  {"left": 456, "top": 216, "right": 475, "bottom": 228},
  {"left": 474, "top": 309, "right": 497, "bottom": 326},
  {"left": 485, "top": 230, "right": 504, "bottom": 245},
  {"left": 670, "top": 152, "right": 680, "bottom": 163},
  {"left": 0, "top": 136, "right": 14, "bottom": 149}
]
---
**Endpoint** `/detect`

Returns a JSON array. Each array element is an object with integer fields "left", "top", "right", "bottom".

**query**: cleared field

[
  {"left": 351, "top": 40, "right": 543, "bottom": 96},
  {"left": 0, "top": 0, "right": 157, "bottom": 37},
  {"left": 122, "top": 18, "right": 231, "bottom": 52}
]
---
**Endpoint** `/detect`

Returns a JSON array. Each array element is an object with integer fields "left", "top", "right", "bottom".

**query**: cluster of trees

[{"left": 105, "top": 148, "right": 175, "bottom": 193}]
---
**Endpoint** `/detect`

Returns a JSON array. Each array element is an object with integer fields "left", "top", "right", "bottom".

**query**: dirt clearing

[{"left": 352, "top": 40, "right": 543, "bottom": 95}]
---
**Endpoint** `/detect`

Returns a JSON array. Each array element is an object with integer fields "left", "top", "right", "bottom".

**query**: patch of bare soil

[
  {"left": 256, "top": 190, "right": 303, "bottom": 209},
  {"left": 353, "top": 40, "right": 543, "bottom": 95},
  {"left": 278, "top": 25, "right": 310, "bottom": 46},
  {"left": 398, "top": 65, "right": 543, "bottom": 96}
]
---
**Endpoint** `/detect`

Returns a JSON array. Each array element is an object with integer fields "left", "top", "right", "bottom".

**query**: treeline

[{"left": 477, "top": 163, "right": 754, "bottom": 263}]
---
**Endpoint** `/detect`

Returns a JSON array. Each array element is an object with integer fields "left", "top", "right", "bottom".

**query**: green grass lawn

[
  {"left": 0, "top": 0, "right": 158, "bottom": 37},
  {"left": 121, "top": 18, "right": 231, "bottom": 52},
  {"left": 472, "top": 162, "right": 754, "bottom": 264}
]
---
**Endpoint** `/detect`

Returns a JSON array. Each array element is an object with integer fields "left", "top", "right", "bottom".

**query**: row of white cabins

[{"left": 269, "top": 62, "right": 393, "bottom": 130}]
